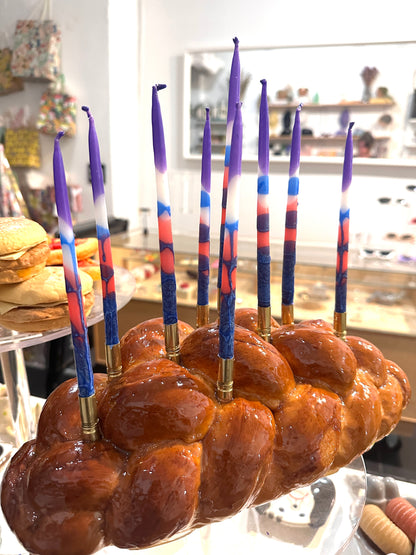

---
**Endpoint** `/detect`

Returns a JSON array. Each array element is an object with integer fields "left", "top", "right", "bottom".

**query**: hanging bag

[
  {"left": 4, "top": 108, "right": 41, "bottom": 169},
  {"left": 0, "top": 31, "right": 24, "bottom": 95},
  {"left": 36, "top": 74, "right": 77, "bottom": 137},
  {"left": 10, "top": 0, "right": 61, "bottom": 82}
]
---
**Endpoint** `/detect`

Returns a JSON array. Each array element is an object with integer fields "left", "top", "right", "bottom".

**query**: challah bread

[{"left": 1, "top": 312, "right": 411, "bottom": 555}]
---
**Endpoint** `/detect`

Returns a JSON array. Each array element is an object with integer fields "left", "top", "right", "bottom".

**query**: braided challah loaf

[{"left": 1, "top": 310, "right": 411, "bottom": 555}]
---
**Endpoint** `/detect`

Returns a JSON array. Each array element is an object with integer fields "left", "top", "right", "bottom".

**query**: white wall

[{"left": 0, "top": 0, "right": 115, "bottom": 226}]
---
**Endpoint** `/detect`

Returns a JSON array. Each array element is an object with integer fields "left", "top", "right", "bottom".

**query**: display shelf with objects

[{"left": 183, "top": 41, "right": 416, "bottom": 163}]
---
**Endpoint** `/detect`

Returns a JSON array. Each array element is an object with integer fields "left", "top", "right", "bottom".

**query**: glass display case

[{"left": 93, "top": 230, "right": 416, "bottom": 427}]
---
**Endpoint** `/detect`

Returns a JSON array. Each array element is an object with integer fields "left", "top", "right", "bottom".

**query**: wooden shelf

[
  {"left": 270, "top": 134, "right": 390, "bottom": 144},
  {"left": 268, "top": 101, "right": 395, "bottom": 110}
]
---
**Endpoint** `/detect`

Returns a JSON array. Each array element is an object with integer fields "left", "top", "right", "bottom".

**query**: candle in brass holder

[
  {"left": 217, "top": 357, "right": 234, "bottom": 403},
  {"left": 196, "top": 304, "right": 210, "bottom": 328},
  {"left": 257, "top": 305, "right": 271, "bottom": 342},
  {"left": 105, "top": 343, "right": 122, "bottom": 380},
  {"left": 79, "top": 394, "right": 100, "bottom": 441},
  {"left": 333, "top": 311, "right": 347, "bottom": 340},
  {"left": 165, "top": 322, "right": 181, "bottom": 363}
]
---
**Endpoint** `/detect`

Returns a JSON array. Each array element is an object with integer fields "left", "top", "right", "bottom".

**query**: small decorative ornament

[{"left": 360, "top": 66, "right": 379, "bottom": 103}]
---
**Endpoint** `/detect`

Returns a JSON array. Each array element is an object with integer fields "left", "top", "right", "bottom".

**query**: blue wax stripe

[
  {"left": 103, "top": 293, "right": 119, "bottom": 346},
  {"left": 285, "top": 210, "right": 297, "bottom": 229},
  {"left": 197, "top": 271, "right": 209, "bottom": 306},
  {"left": 282, "top": 250, "right": 296, "bottom": 306},
  {"left": 257, "top": 213, "right": 269, "bottom": 233},
  {"left": 157, "top": 201, "right": 171, "bottom": 218},
  {"left": 161, "top": 272, "right": 178, "bottom": 325},
  {"left": 200, "top": 190, "right": 210, "bottom": 208},
  {"left": 96, "top": 224, "right": 110, "bottom": 241},
  {"left": 225, "top": 219, "right": 239, "bottom": 234},
  {"left": 257, "top": 175, "right": 269, "bottom": 195},
  {"left": 199, "top": 223, "right": 210, "bottom": 243},
  {"left": 257, "top": 262, "right": 271, "bottom": 307},
  {"left": 340, "top": 208, "right": 350, "bottom": 221},
  {"left": 257, "top": 249, "right": 271, "bottom": 263},
  {"left": 224, "top": 145, "right": 231, "bottom": 167},
  {"left": 219, "top": 291, "right": 236, "bottom": 359},
  {"left": 335, "top": 279, "right": 347, "bottom": 313},
  {"left": 288, "top": 176, "right": 299, "bottom": 196}
]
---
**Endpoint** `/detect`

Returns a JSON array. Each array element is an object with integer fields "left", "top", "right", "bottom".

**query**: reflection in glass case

[{"left": 183, "top": 41, "right": 416, "bottom": 162}]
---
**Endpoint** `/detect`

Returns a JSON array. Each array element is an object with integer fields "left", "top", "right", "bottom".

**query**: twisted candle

[
  {"left": 219, "top": 102, "right": 242, "bottom": 361},
  {"left": 217, "top": 37, "right": 240, "bottom": 300},
  {"left": 197, "top": 108, "right": 211, "bottom": 326},
  {"left": 282, "top": 104, "right": 302, "bottom": 324},
  {"left": 151, "top": 85, "right": 178, "bottom": 328},
  {"left": 53, "top": 133, "right": 99, "bottom": 441},
  {"left": 335, "top": 121, "right": 354, "bottom": 322},
  {"left": 257, "top": 79, "right": 270, "bottom": 309},
  {"left": 82, "top": 106, "right": 119, "bottom": 354}
]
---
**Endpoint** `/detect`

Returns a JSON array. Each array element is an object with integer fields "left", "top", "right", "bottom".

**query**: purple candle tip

[
  {"left": 297, "top": 103, "right": 303, "bottom": 112},
  {"left": 81, "top": 105, "right": 92, "bottom": 117},
  {"left": 156, "top": 83, "right": 167, "bottom": 92},
  {"left": 260, "top": 78, "right": 267, "bottom": 86},
  {"left": 233, "top": 37, "right": 239, "bottom": 47},
  {"left": 55, "top": 130, "right": 65, "bottom": 141},
  {"left": 205, "top": 107, "right": 210, "bottom": 119},
  {"left": 348, "top": 121, "right": 355, "bottom": 131}
]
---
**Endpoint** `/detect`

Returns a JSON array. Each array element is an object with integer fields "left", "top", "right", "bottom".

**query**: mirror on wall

[{"left": 183, "top": 41, "right": 416, "bottom": 164}]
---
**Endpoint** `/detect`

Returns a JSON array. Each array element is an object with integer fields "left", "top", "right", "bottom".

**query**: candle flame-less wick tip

[
  {"left": 233, "top": 37, "right": 239, "bottom": 47},
  {"left": 55, "top": 130, "right": 65, "bottom": 141},
  {"left": 156, "top": 83, "right": 167, "bottom": 92},
  {"left": 81, "top": 105, "right": 91, "bottom": 117},
  {"left": 348, "top": 121, "right": 355, "bottom": 131},
  {"left": 260, "top": 78, "right": 267, "bottom": 86},
  {"left": 205, "top": 107, "right": 210, "bottom": 119}
]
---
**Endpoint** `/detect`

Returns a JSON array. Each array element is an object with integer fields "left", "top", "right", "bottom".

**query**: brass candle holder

[
  {"left": 217, "top": 357, "right": 234, "bottom": 403},
  {"left": 281, "top": 304, "right": 294, "bottom": 325},
  {"left": 334, "top": 311, "right": 347, "bottom": 340},
  {"left": 196, "top": 304, "right": 210, "bottom": 328},
  {"left": 105, "top": 343, "right": 122, "bottom": 379},
  {"left": 257, "top": 305, "right": 271, "bottom": 342},
  {"left": 79, "top": 394, "right": 100, "bottom": 441},
  {"left": 165, "top": 322, "right": 181, "bottom": 363}
]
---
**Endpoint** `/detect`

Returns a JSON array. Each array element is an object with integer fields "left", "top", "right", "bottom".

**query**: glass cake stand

[{"left": 0, "top": 267, "right": 136, "bottom": 447}]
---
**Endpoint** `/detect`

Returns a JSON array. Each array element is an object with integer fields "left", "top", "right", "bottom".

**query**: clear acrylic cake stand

[{"left": 0, "top": 267, "right": 136, "bottom": 450}]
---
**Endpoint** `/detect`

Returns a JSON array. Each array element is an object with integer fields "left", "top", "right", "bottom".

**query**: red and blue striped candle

[
  {"left": 217, "top": 37, "right": 240, "bottom": 294},
  {"left": 335, "top": 121, "right": 354, "bottom": 314},
  {"left": 151, "top": 84, "right": 178, "bottom": 326},
  {"left": 257, "top": 79, "right": 270, "bottom": 308},
  {"left": 53, "top": 132, "right": 94, "bottom": 398},
  {"left": 219, "top": 102, "right": 242, "bottom": 360},
  {"left": 82, "top": 106, "right": 118, "bottom": 347},
  {"left": 282, "top": 104, "right": 302, "bottom": 311},
  {"left": 197, "top": 107, "right": 211, "bottom": 307}
]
